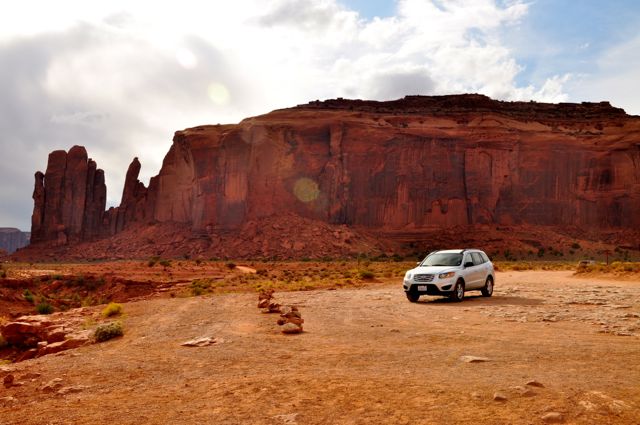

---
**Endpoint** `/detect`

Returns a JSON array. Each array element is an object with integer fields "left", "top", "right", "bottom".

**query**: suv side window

[
  {"left": 471, "top": 252, "right": 484, "bottom": 265},
  {"left": 480, "top": 252, "right": 490, "bottom": 263},
  {"left": 464, "top": 254, "right": 474, "bottom": 266}
]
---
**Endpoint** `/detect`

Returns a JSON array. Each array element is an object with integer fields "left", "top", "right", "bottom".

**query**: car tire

[
  {"left": 450, "top": 280, "right": 465, "bottom": 302},
  {"left": 405, "top": 292, "right": 420, "bottom": 302},
  {"left": 481, "top": 276, "right": 494, "bottom": 297}
]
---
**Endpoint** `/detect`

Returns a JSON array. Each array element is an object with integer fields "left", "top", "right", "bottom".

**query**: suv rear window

[{"left": 471, "top": 252, "right": 484, "bottom": 265}]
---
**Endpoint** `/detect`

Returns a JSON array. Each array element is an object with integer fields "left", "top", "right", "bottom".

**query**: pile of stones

[{"left": 257, "top": 289, "right": 304, "bottom": 334}]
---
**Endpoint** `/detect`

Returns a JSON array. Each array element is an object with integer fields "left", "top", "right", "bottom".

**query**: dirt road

[{"left": 1, "top": 271, "right": 639, "bottom": 424}]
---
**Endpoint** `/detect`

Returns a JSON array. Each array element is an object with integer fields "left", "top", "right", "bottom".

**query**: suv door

[
  {"left": 470, "top": 252, "right": 486, "bottom": 288},
  {"left": 463, "top": 253, "right": 479, "bottom": 289},
  {"left": 471, "top": 252, "right": 489, "bottom": 288}
]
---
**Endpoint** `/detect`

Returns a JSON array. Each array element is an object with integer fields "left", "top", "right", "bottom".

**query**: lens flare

[
  {"left": 293, "top": 178, "right": 320, "bottom": 203},
  {"left": 208, "top": 83, "right": 230, "bottom": 105},
  {"left": 176, "top": 49, "right": 197, "bottom": 69}
]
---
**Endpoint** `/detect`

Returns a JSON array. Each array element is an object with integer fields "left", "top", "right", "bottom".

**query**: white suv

[{"left": 402, "top": 249, "right": 495, "bottom": 302}]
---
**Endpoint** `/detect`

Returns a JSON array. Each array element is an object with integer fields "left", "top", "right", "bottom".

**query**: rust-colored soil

[{"left": 1, "top": 271, "right": 639, "bottom": 424}]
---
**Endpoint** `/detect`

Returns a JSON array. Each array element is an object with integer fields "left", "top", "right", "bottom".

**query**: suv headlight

[
  {"left": 404, "top": 272, "right": 413, "bottom": 280},
  {"left": 438, "top": 271, "right": 455, "bottom": 279}
]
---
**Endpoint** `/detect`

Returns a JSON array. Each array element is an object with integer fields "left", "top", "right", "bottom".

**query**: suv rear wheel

[
  {"left": 481, "top": 276, "right": 494, "bottom": 297},
  {"left": 450, "top": 280, "right": 465, "bottom": 302}
]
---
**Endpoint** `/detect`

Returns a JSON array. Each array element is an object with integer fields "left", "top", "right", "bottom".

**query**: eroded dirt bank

[{"left": 1, "top": 271, "right": 639, "bottom": 424}]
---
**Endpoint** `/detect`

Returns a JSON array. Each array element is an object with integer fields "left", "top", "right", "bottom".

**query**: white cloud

[
  {"left": 567, "top": 35, "right": 640, "bottom": 115},
  {"left": 0, "top": 0, "right": 581, "bottom": 229}
]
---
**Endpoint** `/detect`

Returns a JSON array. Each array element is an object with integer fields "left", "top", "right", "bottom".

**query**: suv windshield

[{"left": 421, "top": 253, "right": 462, "bottom": 267}]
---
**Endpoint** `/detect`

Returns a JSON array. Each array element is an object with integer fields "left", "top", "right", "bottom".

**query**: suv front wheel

[
  {"left": 406, "top": 292, "right": 420, "bottom": 303},
  {"left": 450, "top": 280, "right": 465, "bottom": 302}
]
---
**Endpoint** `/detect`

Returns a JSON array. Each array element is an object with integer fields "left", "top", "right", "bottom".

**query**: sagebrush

[{"left": 94, "top": 321, "right": 124, "bottom": 342}]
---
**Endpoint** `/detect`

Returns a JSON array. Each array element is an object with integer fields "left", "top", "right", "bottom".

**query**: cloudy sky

[{"left": 1, "top": 0, "right": 639, "bottom": 231}]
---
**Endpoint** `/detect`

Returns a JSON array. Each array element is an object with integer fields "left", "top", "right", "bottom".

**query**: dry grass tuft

[{"left": 102, "top": 302, "right": 124, "bottom": 318}]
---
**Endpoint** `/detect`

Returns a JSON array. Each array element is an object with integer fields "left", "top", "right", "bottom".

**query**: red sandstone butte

[{"left": 22, "top": 94, "right": 640, "bottom": 259}]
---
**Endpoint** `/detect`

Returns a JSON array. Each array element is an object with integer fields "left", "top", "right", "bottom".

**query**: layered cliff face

[{"left": 26, "top": 94, "right": 640, "bottom": 258}]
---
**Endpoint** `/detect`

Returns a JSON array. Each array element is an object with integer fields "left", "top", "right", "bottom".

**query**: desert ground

[{"left": 1, "top": 264, "right": 639, "bottom": 424}]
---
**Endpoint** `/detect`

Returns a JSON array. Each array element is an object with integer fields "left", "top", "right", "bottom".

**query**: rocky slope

[
  {"left": 21, "top": 94, "right": 640, "bottom": 259},
  {"left": 0, "top": 229, "right": 30, "bottom": 254}
]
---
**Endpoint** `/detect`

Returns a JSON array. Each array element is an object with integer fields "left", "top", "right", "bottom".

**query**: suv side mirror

[
  {"left": 416, "top": 262, "right": 421, "bottom": 266},
  {"left": 464, "top": 261, "right": 474, "bottom": 268}
]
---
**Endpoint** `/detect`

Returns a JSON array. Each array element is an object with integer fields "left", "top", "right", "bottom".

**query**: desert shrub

[
  {"left": 36, "top": 302, "right": 54, "bottom": 315},
  {"left": 190, "top": 279, "right": 212, "bottom": 296},
  {"left": 0, "top": 334, "right": 7, "bottom": 349},
  {"left": 159, "top": 259, "right": 172, "bottom": 268},
  {"left": 511, "top": 263, "right": 535, "bottom": 271},
  {"left": 503, "top": 250, "right": 517, "bottom": 261},
  {"left": 94, "top": 321, "right": 123, "bottom": 342},
  {"left": 359, "top": 270, "right": 375, "bottom": 280},
  {"left": 225, "top": 262, "right": 236, "bottom": 270},
  {"left": 195, "top": 259, "right": 203, "bottom": 266},
  {"left": 102, "top": 302, "right": 123, "bottom": 318},
  {"left": 571, "top": 242, "right": 581, "bottom": 250},
  {"left": 147, "top": 260, "right": 156, "bottom": 267},
  {"left": 256, "top": 268, "right": 268, "bottom": 276},
  {"left": 64, "top": 275, "right": 100, "bottom": 291},
  {"left": 0, "top": 270, "right": 6, "bottom": 279},
  {"left": 23, "top": 289, "right": 34, "bottom": 304},
  {"left": 537, "top": 248, "right": 545, "bottom": 258}
]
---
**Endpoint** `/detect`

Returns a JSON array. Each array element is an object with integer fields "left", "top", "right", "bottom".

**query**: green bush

[
  {"left": 102, "top": 302, "right": 123, "bottom": 318},
  {"left": 23, "top": 289, "right": 34, "bottom": 304},
  {"left": 190, "top": 279, "right": 212, "bottom": 296},
  {"left": 94, "top": 321, "right": 124, "bottom": 342},
  {"left": 36, "top": 302, "right": 54, "bottom": 315}
]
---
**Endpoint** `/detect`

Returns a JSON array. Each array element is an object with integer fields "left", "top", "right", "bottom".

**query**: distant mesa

[
  {"left": 0, "top": 228, "right": 30, "bottom": 254},
  {"left": 18, "top": 94, "right": 640, "bottom": 260}
]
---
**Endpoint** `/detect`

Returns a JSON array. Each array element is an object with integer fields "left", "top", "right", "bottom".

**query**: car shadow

[{"left": 415, "top": 294, "right": 544, "bottom": 307}]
